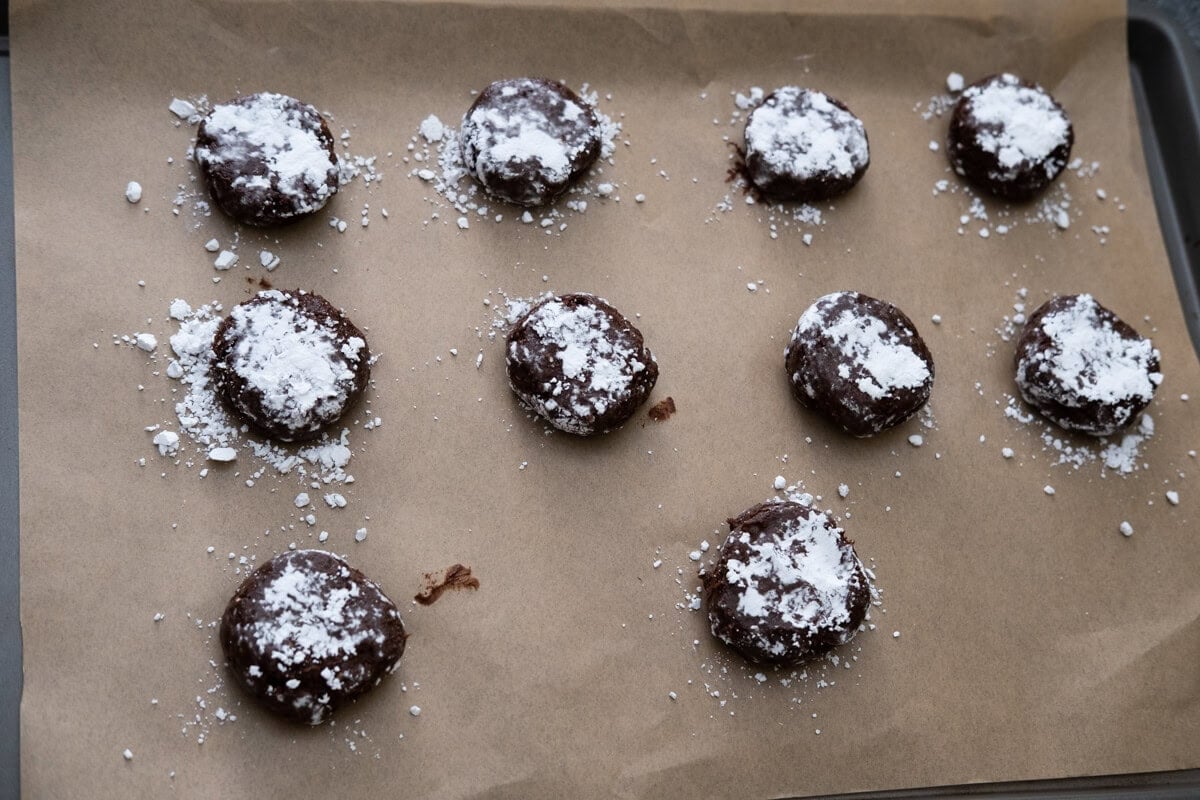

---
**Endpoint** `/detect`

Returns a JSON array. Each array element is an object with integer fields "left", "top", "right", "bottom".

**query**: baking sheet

[{"left": 12, "top": 1, "right": 1200, "bottom": 798}]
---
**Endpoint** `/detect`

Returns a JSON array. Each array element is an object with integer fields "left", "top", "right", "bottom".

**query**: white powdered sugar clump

[
  {"left": 169, "top": 97, "right": 198, "bottom": 121},
  {"left": 719, "top": 509, "right": 865, "bottom": 654},
  {"left": 1001, "top": 392, "right": 1158, "bottom": 477},
  {"left": 255, "top": 558, "right": 370, "bottom": 666},
  {"left": 962, "top": 74, "right": 1070, "bottom": 179},
  {"left": 418, "top": 114, "right": 445, "bottom": 143},
  {"left": 462, "top": 81, "right": 584, "bottom": 187},
  {"left": 794, "top": 292, "right": 930, "bottom": 401},
  {"left": 1018, "top": 294, "right": 1160, "bottom": 416},
  {"left": 220, "top": 290, "right": 365, "bottom": 436},
  {"left": 744, "top": 87, "right": 868, "bottom": 181},
  {"left": 195, "top": 92, "right": 337, "bottom": 215},
  {"left": 1098, "top": 413, "right": 1157, "bottom": 474}
]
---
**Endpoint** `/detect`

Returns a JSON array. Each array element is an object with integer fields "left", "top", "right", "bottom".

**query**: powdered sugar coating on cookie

[
  {"left": 744, "top": 87, "right": 869, "bottom": 201},
  {"left": 212, "top": 290, "right": 370, "bottom": 442},
  {"left": 460, "top": 78, "right": 601, "bottom": 207},
  {"left": 703, "top": 501, "right": 871, "bottom": 665},
  {"left": 961, "top": 74, "right": 1069, "bottom": 176},
  {"left": 195, "top": 92, "right": 338, "bottom": 225},
  {"left": 947, "top": 74, "right": 1073, "bottom": 201},
  {"left": 220, "top": 550, "right": 406, "bottom": 725},
  {"left": 505, "top": 293, "right": 658, "bottom": 435},
  {"left": 1015, "top": 294, "right": 1161, "bottom": 436},
  {"left": 785, "top": 291, "right": 934, "bottom": 436}
]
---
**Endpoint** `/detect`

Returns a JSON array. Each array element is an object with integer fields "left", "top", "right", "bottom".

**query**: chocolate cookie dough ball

[
  {"left": 1015, "top": 294, "right": 1161, "bottom": 436},
  {"left": 506, "top": 293, "right": 658, "bottom": 435},
  {"left": 195, "top": 92, "right": 339, "bottom": 226},
  {"left": 947, "top": 74, "right": 1073, "bottom": 202},
  {"left": 460, "top": 78, "right": 602, "bottom": 207},
  {"left": 743, "top": 87, "right": 869, "bottom": 202},
  {"left": 703, "top": 501, "right": 871, "bottom": 665},
  {"left": 212, "top": 289, "right": 371, "bottom": 443},
  {"left": 220, "top": 550, "right": 407, "bottom": 725},
  {"left": 785, "top": 291, "right": 934, "bottom": 437}
]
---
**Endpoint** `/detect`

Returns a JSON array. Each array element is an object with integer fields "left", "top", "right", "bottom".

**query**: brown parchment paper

[{"left": 13, "top": 0, "right": 1200, "bottom": 797}]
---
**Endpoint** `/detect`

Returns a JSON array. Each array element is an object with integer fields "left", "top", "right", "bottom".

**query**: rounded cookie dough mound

[
  {"left": 460, "top": 78, "right": 602, "bottom": 207},
  {"left": 220, "top": 549, "right": 407, "bottom": 725},
  {"left": 505, "top": 293, "right": 658, "bottom": 436},
  {"left": 212, "top": 289, "right": 371, "bottom": 443},
  {"left": 947, "top": 74, "right": 1073, "bottom": 202},
  {"left": 195, "top": 92, "right": 339, "bottom": 226},
  {"left": 703, "top": 501, "right": 872, "bottom": 666},
  {"left": 743, "top": 86, "right": 870, "bottom": 202},
  {"left": 1015, "top": 294, "right": 1161, "bottom": 436},
  {"left": 785, "top": 291, "right": 934, "bottom": 437}
]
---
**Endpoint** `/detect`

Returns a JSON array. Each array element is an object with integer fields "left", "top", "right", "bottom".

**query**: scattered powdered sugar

[
  {"left": 207, "top": 446, "right": 237, "bottom": 463},
  {"left": 1002, "top": 387, "right": 1158, "bottom": 476},
  {"left": 213, "top": 250, "right": 238, "bottom": 271},
  {"left": 254, "top": 558, "right": 370, "bottom": 665},
  {"left": 152, "top": 430, "right": 180, "bottom": 456},
  {"left": 418, "top": 114, "right": 445, "bottom": 143},
  {"left": 406, "top": 84, "right": 622, "bottom": 237},
  {"left": 258, "top": 250, "right": 280, "bottom": 271}
]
